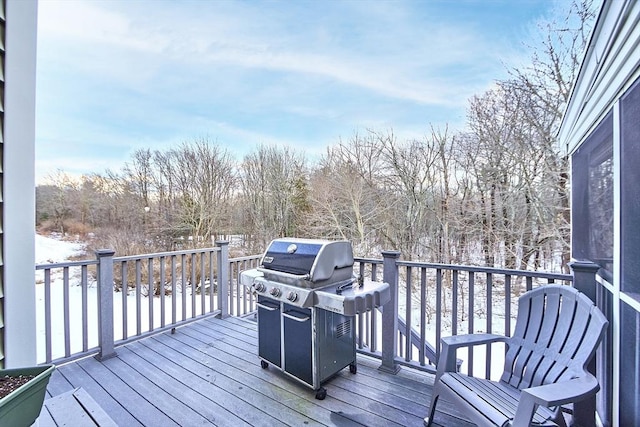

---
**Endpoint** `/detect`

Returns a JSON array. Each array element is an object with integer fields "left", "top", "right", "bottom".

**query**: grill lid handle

[{"left": 336, "top": 275, "right": 363, "bottom": 294}]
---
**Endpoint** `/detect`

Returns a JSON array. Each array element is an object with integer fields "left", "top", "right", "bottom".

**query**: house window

[
  {"left": 571, "top": 112, "right": 613, "bottom": 277},
  {"left": 621, "top": 76, "right": 640, "bottom": 297}
]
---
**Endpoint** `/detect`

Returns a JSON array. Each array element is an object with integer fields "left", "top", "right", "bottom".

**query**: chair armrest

[
  {"left": 522, "top": 373, "right": 599, "bottom": 407},
  {"left": 512, "top": 374, "right": 600, "bottom": 426},
  {"left": 442, "top": 333, "right": 508, "bottom": 350},
  {"left": 436, "top": 334, "right": 509, "bottom": 378}
]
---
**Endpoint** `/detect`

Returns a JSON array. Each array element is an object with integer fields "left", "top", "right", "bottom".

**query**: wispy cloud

[
  {"left": 35, "top": 0, "right": 564, "bottom": 182},
  {"left": 38, "top": 0, "right": 517, "bottom": 104}
]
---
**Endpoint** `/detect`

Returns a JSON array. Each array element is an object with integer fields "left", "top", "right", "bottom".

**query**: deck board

[
  {"left": 125, "top": 342, "right": 294, "bottom": 427},
  {"left": 45, "top": 315, "right": 473, "bottom": 426},
  {"left": 175, "top": 320, "right": 412, "bottom": 426},
  {"left": 40, "top": 387, "right": 118, "bottom": 427},
  {"left": 138, "top": 337, "right": 322, "bottom": 426},
  {"left": 71, "top": 357, "right": 157, "bottom": 426}
]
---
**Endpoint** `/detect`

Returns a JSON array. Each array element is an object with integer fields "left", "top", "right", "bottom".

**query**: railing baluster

[
  {"left": 122, "top": 261, "right": 128, "bottom": 341},
  {"left": 191, "top": 253, "right": 197, "bottom": 318},
  {"left": 505, "top": 274, "right": 511, "bottom": 337},
  {"left": 171, "top": 256, "right": 177, "bottom": 325},
  {"left": 238, "top": 261, "right": 244, "bottom": 315},
  {"left": 405, "top": 266, "right": 412, "bottom": 361},
  {"left": 234, "top": 263, "right": 239, "bottom": 316},
  {"left": 486, "top": 272, "right": 493, "bottom": 379},
  {"left": 420, "top": 267, "right": 426, "bottom": 366},
  {"left": 468, "top": 271, "right": 475, "bottom": 376},
  {"left": 246, "top": 259, "right": 252, "bottom": 314},
  {"left": 63, "top": 267, "right": 70, "bottom": 358},
  {"left": 357, "top": 312, "right": 363, "bottom": 349},
  {"left": 148, "top": 258, "right": 154, "bottom": 332},
  {"left": 370, "top": 309, "right": 376, "bottom": 352},
  {"left": 200, "top": 252, "right": 206, "bottom": 315},
  {"left": 209, "top": 252, "right": 215, "bottom": 313},
  {"left": 136, "top": 259, "right": 142, "bottom": 336},
  {"left": 435, "top": 268, "right": 442, "bottom": 361},
  {"left": 452, "top": 269, "right": 458, "bottom": 337},
  {"left": 357, "top": 261, "right": 366, "bottom": 350},
  {"left": 160, "top": 256, "right": 166, "bottom": 328},
  {"left": 44, "top": 269, "right": 52, "bottom": 363},
  {"left": 181, "top": 254, "right": 187, "bottom": 321},
  {"left": 82, "top": 265, "right": 88, "bottom": 352}
]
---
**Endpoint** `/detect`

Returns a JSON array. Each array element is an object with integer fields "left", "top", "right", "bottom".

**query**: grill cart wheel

[
  {"left": 260, "top": 360, "right": 269, "bottom": 369},
  {"left": 315, "top": 387, "right": 327, "bottom": 400},
  {"left": 349, "top": 363, "right": 357, "bottom": 374}
]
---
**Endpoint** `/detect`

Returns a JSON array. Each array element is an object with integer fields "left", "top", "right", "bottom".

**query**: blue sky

[{"left": 35, "top": 0, "right": 571, "bottom": 184}]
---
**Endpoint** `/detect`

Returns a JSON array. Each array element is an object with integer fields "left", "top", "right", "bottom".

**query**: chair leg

[
  {"left": 553, "top": 408, "right": 568, "bottom": 427},
  {"left": 424, "top": 394, "right": 439, "bottom": 427}
]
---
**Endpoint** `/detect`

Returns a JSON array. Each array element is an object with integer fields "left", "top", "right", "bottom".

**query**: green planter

[{"left": 0, "top": 364, "right": 55, "bottom": 427}]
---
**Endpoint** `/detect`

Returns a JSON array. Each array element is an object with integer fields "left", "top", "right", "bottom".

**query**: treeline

[{"left": 35, "top": 1, "right": 596, "bottom": 273}]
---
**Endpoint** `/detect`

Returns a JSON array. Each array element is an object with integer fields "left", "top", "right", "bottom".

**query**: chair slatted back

[{"left": 500, "top": 285, "right": 608, "bottom": 391}]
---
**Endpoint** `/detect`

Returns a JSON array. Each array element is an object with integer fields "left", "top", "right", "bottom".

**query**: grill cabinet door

[
  {"left": 257, "top": 296, "right": 281, "bottom": 367},
  {"left": 283, "top": 305, "right": 313, "bottom": 386}
]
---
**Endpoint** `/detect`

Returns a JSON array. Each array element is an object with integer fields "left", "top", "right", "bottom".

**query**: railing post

[
  {"left": 569, "top": 260, "right": 600, "bottom": 427},
  {"left": 379, "top": 250, "right": 401, "bottom": 374},
  {"left": 95, "top": 249, "right": 116, "bottom": 361},
  {"left": 570, "top": 260, "right": 599, "bottom": 303},
  {"left": 216, "top": 241, "right": 230, "bottom": 319}
]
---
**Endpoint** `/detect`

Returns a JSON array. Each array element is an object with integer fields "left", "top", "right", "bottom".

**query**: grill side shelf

[{"left": 314, "top": 280, "right": 391, "bottom": 316}]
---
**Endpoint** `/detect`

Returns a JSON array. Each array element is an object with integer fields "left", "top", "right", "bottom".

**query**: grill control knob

[
  {"left": 269, "top": 287, "right": 281, "bottom": 297},
  {"left": 286, "top": 291, "right": 298, "bottom": 302},
  {"left": 253, "top": 283, "right": 266, "bottom": 292}
]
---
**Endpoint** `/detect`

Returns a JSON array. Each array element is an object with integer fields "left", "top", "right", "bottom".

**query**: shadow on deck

[{"left": 41, "top": 315, "right": 473, "bottom": 426}]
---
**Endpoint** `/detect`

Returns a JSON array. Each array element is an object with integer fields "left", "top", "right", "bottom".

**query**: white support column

[{"left": 3, "top": 0, "right": 38, "bottom": 367}]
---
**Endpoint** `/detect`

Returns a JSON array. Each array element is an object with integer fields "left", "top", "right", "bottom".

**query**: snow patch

[{"left": 35, "top": 234, "right": 86, "bottom": 264}]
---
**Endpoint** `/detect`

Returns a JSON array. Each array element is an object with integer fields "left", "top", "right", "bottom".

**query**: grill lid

[{"left": 260, "top": 238, "right": 353, "bottom": 284}]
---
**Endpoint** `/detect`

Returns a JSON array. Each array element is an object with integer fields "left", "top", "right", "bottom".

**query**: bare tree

[
  {"left": 38, "top": 170, "right": 79, "bottom": 234},
  {"left": 308, "top": 135, "right": 388, "bottom": 255},
  {"left": 240, "top": 145, "right": 308, "bottom": 250},
  {"left": 502, "top": 0, "right": 597, "bottom": 271},
  {"left": 155, "top": 137, "right": 237, "bottom": 246}
]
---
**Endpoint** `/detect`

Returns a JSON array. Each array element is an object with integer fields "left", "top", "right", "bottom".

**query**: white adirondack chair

[{"left": 425, "top": 284, "right": 608, "bottom": 427}]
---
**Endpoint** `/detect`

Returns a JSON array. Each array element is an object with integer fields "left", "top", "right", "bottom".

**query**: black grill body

[{"left": 241, "top": 238, "right": 387, "bottom": 399}]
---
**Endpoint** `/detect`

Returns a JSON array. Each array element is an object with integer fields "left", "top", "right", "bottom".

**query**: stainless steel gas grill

[{"left": 240, "top": 238, "right": 390, "bottom": 399}]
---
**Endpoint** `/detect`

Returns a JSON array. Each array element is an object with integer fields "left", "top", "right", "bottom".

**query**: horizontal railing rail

[{"left": 36, "top": 243, "right": 582, "bottom": 380}]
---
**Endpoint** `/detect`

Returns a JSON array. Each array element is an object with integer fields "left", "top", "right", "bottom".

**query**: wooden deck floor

[{"left": 43, "top": 315, "right": 473, "bottom": 427}]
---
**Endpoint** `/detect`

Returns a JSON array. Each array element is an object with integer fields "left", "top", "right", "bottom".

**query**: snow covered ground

[{"left": 35, "top": 233, "right": 86, "bottom": 264}]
